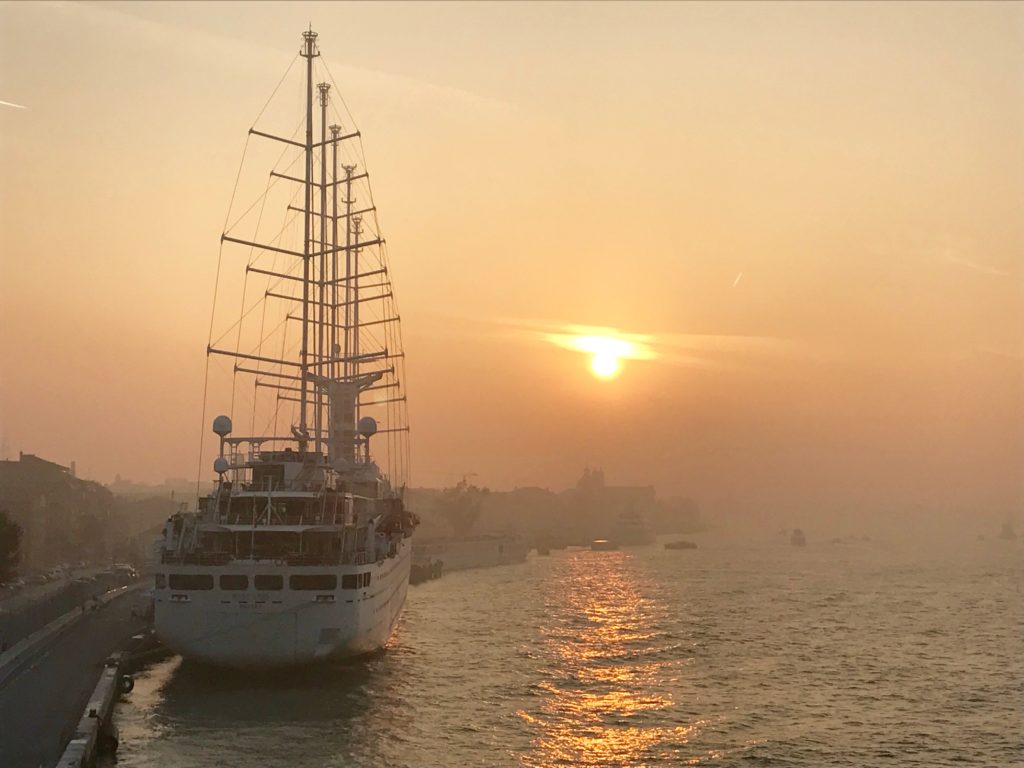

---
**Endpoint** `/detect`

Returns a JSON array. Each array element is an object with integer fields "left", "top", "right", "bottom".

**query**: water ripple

[{"left": 106, "top": 537, "right": 1022, "bottom": 768}]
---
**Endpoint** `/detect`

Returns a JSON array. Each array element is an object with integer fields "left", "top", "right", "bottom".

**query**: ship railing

[
  {"left": 219, "top": 511, "right": 342, "bottom": 527},
  {"left": 160, "top": 552, "right": 353, "bottom": 567},
  {"left": 284, "top": 553, "right": 344, "bottom": 566},
  {"left": 161, "top": 551, "right": 233, "bottom": 566}
]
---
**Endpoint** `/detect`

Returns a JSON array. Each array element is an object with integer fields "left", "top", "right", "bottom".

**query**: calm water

[{"left": 109, "top": 534, "right": 1022, "bottom": 767}]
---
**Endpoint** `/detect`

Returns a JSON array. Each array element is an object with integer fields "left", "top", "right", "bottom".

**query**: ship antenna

[{"left": 299, "top": 28, "right": 319, "bottom": 451}]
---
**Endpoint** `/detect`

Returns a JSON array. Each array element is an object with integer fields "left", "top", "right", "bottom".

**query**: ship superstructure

[{"left": 154, "top": 29, "right": 417, "bottom": 667}]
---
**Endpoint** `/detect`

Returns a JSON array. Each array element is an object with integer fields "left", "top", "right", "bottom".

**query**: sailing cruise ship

[{"left": 154, "top": 29, "right": 417, "bottom": 667}]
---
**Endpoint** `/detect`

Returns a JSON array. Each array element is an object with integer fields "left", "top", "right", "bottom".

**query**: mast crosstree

[{"left": 208, "top": 27, "right": 408, "bottom": 485}]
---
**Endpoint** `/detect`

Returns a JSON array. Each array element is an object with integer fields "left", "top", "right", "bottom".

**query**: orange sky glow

[{"left": 1, "top": 1, "right": 1021, "bottom": 524}]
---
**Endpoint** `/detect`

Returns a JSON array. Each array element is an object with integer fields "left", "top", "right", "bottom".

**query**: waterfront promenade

[{"left": 0, "top": 591, "right": 146, "bottom": 768}]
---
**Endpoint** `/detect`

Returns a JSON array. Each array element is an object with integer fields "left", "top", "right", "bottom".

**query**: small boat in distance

[
  {"left": 790, "top": 529, "right": 807, "bottom": 547},
  {"left": 665, "top": 540, "right": 697, "bottom": 550},
  {"left": 591, "top": 539, "right": 618, "bottom": 551}
]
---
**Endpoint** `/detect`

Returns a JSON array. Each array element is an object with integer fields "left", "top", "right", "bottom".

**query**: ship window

[
  {"left": 255, "top": 574, "right": 283, "bottom": 591},
  {"left": 362, "top": 572, "right": 371, "bottom": 587},
  {"left": 154, "top": 574, "right": 166, "bottom": 589},
  {"left": 290, "top": 574, "right": 337, "bottom": 591},
  {"left": 220, "top": 575, "right": 248, "bottom": 590},
  {"left": 341, "top": 574, "right": 358, "bottom": 589},
  {"left": 168, "top": 574, "right": 214, "bottom": 590}
]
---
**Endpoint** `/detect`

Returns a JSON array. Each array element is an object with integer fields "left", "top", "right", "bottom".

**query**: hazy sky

[{"left": 1, "top": 2, "right": 1021, "bottom": 521}]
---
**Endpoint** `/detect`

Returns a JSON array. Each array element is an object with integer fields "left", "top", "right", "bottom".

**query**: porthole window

[
  {"left": 290, "top": 574, "right": 337, "bottom": 591},
  {"left": 168, "top": 574, "right": 214, "bottom": 590},
  {"left": 255, "top": 574, "right": 283, "bottom": 591},
  {"left": 220, "top": 575, "right": 248, "bottom": 590}
]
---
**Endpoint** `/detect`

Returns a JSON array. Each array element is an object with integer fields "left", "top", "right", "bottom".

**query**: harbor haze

[{"left": 0, "top": 4, "right": 1021, "bottom": 768}]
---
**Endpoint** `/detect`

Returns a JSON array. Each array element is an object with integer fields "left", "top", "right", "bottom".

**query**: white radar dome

[
  {"left": 357, "top": 416, "right": 378, "bottom": 438},
  {"left": 213, "top": 457, "right": 230, "bottom": 475},
  {"left": 212, "top": 415, "right": 233, "bottom": 437}
]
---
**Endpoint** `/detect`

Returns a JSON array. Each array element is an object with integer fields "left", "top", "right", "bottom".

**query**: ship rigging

[
  {"left": 154, "top": 29, "right": 417, "bottom": 668},
  {"left": 201, "top": 27, "right": 409, "bottom": 484}
]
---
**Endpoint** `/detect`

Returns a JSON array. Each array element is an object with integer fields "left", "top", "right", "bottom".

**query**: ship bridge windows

[
  {"left": 255, "top": 574, "right": 283, "bottom": 591},
  {"left": 252, "top": 464, "right": 285, "bottom": 491},
  {"left": 167, "top": 574, "right": 214, "bottom": 590},
  {"left": 220, "top": 574, "right": 248, "bottom": 591},
  {"left": 290, "top": 574, "right": 337, "bottom": 591}
]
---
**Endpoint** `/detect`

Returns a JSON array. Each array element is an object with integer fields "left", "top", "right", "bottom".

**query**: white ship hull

[{"left": 155, "top": 538, "right": 411, "bottom": 668}]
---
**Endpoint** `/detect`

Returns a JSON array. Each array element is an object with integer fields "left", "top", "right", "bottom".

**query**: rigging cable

[
  {"left": 253, "top": 52, "right": 300, "bottom": 126},
  {"left": 210, "top": 189, "right": 305, "bottom": 349},
  {"left": 230, "top": 173, "right": 274, "bottom": 425},
  {"left": 224, "top": 114, "right": 305, "bottom": 235},
  {"left": 321, "top": 56, "right": 411, "bottom": 486},
  {"left": 196, "top": 130, "right": 251, "bottom": 506}
]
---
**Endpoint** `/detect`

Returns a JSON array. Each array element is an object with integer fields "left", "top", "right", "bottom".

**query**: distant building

[
  {"left": 3, "top": 452, "right": 72, "bottom": 477},
  {"left": 407, "top": 468, "right": 703, "bottom": 549},
  {"left": 560, "top": 467, "right": 657, "bottom": 544},
  {"left": 107, "top": 475, "right": 212, "bottom": 499},
  {"left": 0, "top": 452, "right": 113, "bottom": 569}
]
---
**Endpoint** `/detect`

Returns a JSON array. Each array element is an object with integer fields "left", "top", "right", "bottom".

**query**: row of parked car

[{"left": 1, "top": 562, "right": 140, "bottom": 594}]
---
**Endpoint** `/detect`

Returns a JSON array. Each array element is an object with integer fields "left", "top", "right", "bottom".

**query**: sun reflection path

[{"left": 517, "top": 551, "right": 715, "bottom": 767}]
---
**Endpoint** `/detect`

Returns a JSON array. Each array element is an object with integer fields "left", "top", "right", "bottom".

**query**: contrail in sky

[
  {"left": 0, "top": 100, "right": 28, "bottom": 110},
  {"left": 945, "top": 253, "right": 1009, "bottom": 278},
  {"left": 732, "top": 272, "right": 743, "bottom": 288}
]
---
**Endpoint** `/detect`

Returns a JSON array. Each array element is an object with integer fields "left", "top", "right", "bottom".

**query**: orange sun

[
  {"left": 574, "top": 335, "right": 634, "bottom": 379},
  {"left": 543, "top": 326, "right": 656, "bottom": 381},
  {"left": 590, "top": 351, "right": 622, "bottom": 379}
]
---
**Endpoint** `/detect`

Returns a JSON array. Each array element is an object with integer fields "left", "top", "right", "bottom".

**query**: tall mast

[
  {"left": 207, "top": 29, "right": 410, "bottom": 483},
  {"left": 329, "top": 124, "right": 341, "bottom": 384},
  {"left": 352, "top": 213, "right": 363, "bottom": 425},
  {"left": 315, "top": 82, "right": 329, "bottom": 457},
  {"left": 299, "top": 28, "right": 318, "bottom": 448},
  {"left": 343, "top": 164, "right": 355, "bottom": 380}
]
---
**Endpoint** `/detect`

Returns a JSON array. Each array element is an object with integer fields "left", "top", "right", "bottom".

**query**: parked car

[{"left": 114, "top": 564, "right": 140, "bottom": 580}]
